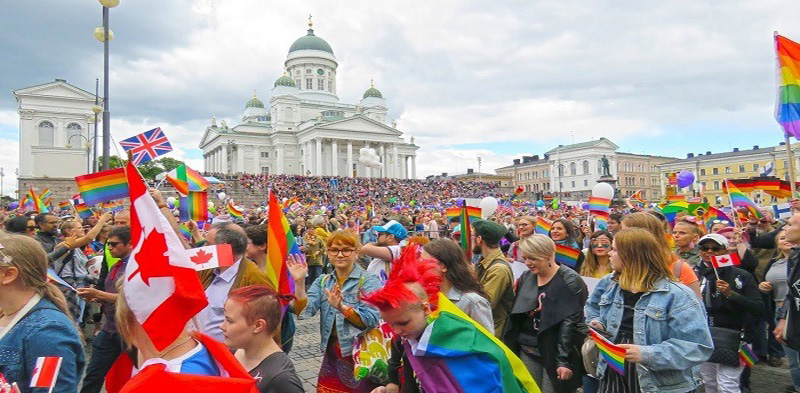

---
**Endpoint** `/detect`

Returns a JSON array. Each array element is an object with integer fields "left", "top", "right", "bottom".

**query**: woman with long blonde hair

[
  {"left": 0, "top": 234, "right": 85, "bottom": 391},
  {"left": 585, "top": 228, "right": 712, "bottom": 393}
]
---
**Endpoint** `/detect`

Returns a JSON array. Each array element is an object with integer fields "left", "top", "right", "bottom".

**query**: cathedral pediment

[
  {"left": 308, "top": 115, "right": 401, "bottom": 136},
  {"left": 13, "top": 80, "right": 97, "bottom": 102}
]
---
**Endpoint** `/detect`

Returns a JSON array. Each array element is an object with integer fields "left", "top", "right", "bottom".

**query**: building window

[
  {"left": 640, "top": 177, "right": 645, "bottom": 186},
  {"left": 700, "top": 169, "right": 706, "bottom": 176},
  {"left": 318, "top": 79, "right": 324, "bottom": 90},
  {"left": 714, "top": 180, "right": 720, "bottom": 190},
  {"left": 570, "top": 162, "right": 577, "bottom": 175},
  {"left": 328, "top": 79, "right": 333, "bottom": 92},
  {"left": 584, "top": 179, "right": 588, "bottom": 186},
  {"left": 753, "top": 164, "right": 760, "bottom": 171},
  {"left": 558, "top": 164, "right": 565, "bottom": 177},
  {"left": 66, "top": 123, "right": 82, "bottom": 149},
  {"left": 260, "top": 152, "right": 269, "bottom": 158},
  {"left": 261, "top": 167, "right": 270, "bottom": 174},
  {"left": 725, "top": 167, "right": 731, "bottom": 174},
  {"left": 639, "top": 163, "right": 644, "bottom": 172},
  {"left": 583, "top": 160, "right": 589, "bottom": 174},
  {"left": 739, "top": 165, "right": 745, "bottom": 173},
  {"left": 305, "top": 69, "right": 311, "bottom": 74},
  {"left": 38, "top": 121, "right": 54, "bottom": 147},
  {"left": 306, "top": 78, "right": 313, "bottom": 89},
  {"left": 712, "top": 168, "right": 719, "bottom": 175},
  {"left": 571, "top": 181, "right": 575, "bottom": 188},
  {"left": 559, "top": 182, "right": 563, "bottom": 189}
]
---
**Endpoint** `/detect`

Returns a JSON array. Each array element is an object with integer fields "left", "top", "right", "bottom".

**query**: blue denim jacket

[
  {"left": 585, "top": 275, "right": 713, "bottom": 393},
  {"left": 0, "top": 296, "right": 85, "bottom": 393},
  {"left": 302, "top": 264, "right": 381, "bottom": 356}
]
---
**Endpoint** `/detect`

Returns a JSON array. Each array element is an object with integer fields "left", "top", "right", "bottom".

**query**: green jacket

[{"left": 476, "top": 248, "right": 514, "bottom": 337}]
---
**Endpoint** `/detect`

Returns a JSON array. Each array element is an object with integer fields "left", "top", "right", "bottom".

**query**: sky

[{"left": 1, "top": 0, "right": 800, "bottom": 196}]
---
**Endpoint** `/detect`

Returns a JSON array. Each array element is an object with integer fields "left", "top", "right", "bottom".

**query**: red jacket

[{"left": 105, "top": 333, "right": 257, "bottom": 393}]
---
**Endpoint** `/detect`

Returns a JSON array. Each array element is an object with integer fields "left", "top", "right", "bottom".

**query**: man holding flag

[{"left": 473, "top": 219, "right": 514, "bottom": 337}]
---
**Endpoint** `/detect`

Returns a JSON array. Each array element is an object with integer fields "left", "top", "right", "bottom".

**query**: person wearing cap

[
  {"left": 361, "top": 220, "right": 407, "bottom": 284},
  {"left": 694, "top": 233, "right": 764, "bottom": 393},
  {"left": 473, "top": 219, "right": 514, "bottom": 337}
]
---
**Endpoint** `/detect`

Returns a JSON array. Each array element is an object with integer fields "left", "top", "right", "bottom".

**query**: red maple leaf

[
  {"left": 190, "top": 249, "right": 213, "bottom": 265},
  {"left": 127, "top": 230, "right": 174, "bottom": 286},
  {"left": 719, "top": 257, "right": 729, "bottom": 263}
]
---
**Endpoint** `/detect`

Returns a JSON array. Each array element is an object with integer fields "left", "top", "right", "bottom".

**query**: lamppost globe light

[
  {"left": 92, "top": 104, "right": 103, "bottom": 114},
  {"left": 98, "top": 0, "right": 120, "bottom": 7},
  {"left": 94, "top": 27, "right": 114, "bottom": 42}
]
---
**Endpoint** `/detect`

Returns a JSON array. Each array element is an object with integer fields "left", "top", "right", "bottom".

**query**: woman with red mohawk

[{"left": 365, "top": 245, "right": 539, "bottom": 393}]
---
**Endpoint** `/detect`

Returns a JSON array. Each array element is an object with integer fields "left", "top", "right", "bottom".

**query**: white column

[
  {"left": 411, "top": 155, "right": 417, "bottom": 179},
  {"left": 331, "top": 139, "right": 339, "bottom": 176},
  {"left": 315, "top": 138, "right": 323, "bottom": 176},
  {"left": 236, "top": 147, "right": 245, "bottom": 174},
  {"left": 212, "top": 150, "right": 217, "bottom": 172},
  {"left": 18, "top": 111, "right": 34, "bottom": 177},
  {"left": 401, "top": 155, "right": 407, "bottom": 179},
  {"left": 220, "top": 146, "right": 228, "bottom": 173},
  {"left": 276, "top": 145, "right": 284, "bottom": 174},
  {"left": 379, "top": 144, "right": 386, "bottom": 178},
  {"left": 392, "top": 144, "right": 399, "bottom": 179},
  {"left": 252, "top": 147, "right": 259, "bottom": 174},
  {"left": 364, "top": 143, "right": 371, "bottom": 178},
  {"left": 346, "top": 141, "right": 353, "bottom": 178}
]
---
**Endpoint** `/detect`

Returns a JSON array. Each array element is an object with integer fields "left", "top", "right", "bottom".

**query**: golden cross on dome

[{"left": 308, "top": 14, "right": 313, "bottom": 28}]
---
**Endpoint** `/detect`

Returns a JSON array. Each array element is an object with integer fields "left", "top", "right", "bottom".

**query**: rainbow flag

[
  {"left": 178, "top": 224, "right": 192, "bottom": 243},
  {"left": 227, "top": 199, "right": 243, "bottom": 219},
  {"left": 725, "top": 180, "right": 763, "bottom": 219},
  {"left": 446, "top": 205, "right": 482, "bottom": 221},
  {"left": 667, "top": 194, "right": 686, "bottom": 203},
  {"left": 460, "top": 200, "right": 473, "bottom": 261},
  {"left": 166, "top": 164, "right": 210, "bottom": 195},
  {"left": 535, "top": 217, "right": 552, "bottom": 235},
  {"left": 589, "top": 328, "right": 625, "bottom": 375},
  {"left": 593, "top": 210, "right": 610, "bottom": 231},
  {"left": 19, "top": 195, "right": 29, "bottom": 210},
  {"left": 366, "top": 201, "right": 375, "bottom": 219},
  {"left": 662, "top": 201, "right": 689, "bottom": 227},
  {"left": 588, "top": 196, "right": 611, "bottom": 212},
  {"left": 74, "top": 203, "right": 93, "bottom": 219},
  {"left": 776, "top": 34, "right": 800, "bottom": 139},
  {"left": 58, "top": 201, "right": 72, "bottom": 211},
  {"left": 703, "top": 206, "right": 733, "bottom": 229},
  {"left": 554, "top": 244, "right": 579, "bottom": 268},
  {"left": 739, "top": 343, "right": 758, "bottom": 368},
  {"left": 75, "top": 168, "right": 129, "bottom": 206},
  {"left": 406, "top": 293, "right": 539, "bottom": 393},
  {"left": 630, "top": 189, "right": 646, "bottom": 205},
  {"left": 40, "top": 188, "right": 53, "bottom": 208},
  {"left": 266, "top": 190, "right": 299, "bottom": 310},
  {"left": 511, "top": 186, "right": 524, "bottom": 200},
  {"left": 180, "top": 191, "right": 209, "bottom": 222},
  {"left": 28, "top": 188, "right": 48, "bottom": 213}
]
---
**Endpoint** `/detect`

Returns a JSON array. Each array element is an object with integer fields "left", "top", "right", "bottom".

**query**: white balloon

[
  {"left": 218, "top": 192, "right": 227, "bottom": 200},
  {"left": 367, "top": 148, "right": 377, "bottom": 156},
  {"left": 479, "top": 197, "right": 498, "bottom": 218},
  {"left": 208, "top": 201, "right": 215, "bottom": 208},
  {"left": 166, "top": 196, "right": 176, "bottom": 204},
  {"left": 592, "top": 182, "right": 615, "bottom": 200},
  {"left": 359, "top": 147, "right": 368, "bottom": 155}
]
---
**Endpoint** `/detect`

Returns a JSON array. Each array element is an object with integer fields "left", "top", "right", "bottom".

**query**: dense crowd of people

[{"left": 3, "top": 178, "right": 800, "bottom": 393}]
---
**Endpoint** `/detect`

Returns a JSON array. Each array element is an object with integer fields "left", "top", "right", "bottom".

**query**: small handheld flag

[
  {"left": 725, "top": 180, "right": 763, "bottom": 219},
  {"left": 75, "top": 168, "right": 129, "bottom": 206},
  {"left": 46, "top": 268, "right": 77, "bottom": 292},
  {"left": 535, "top": 217, "right": 552, "bottom": 235},
  {"left": 739, "top": 343, "right": 758, "bottom": 368},
  {"left": 710, "top": 253, "right": 741, "bottom": 269},
  {"left": 119, "top": 127, "right": 173, "bottom": 165},
  {"left": 776, "top": 34, "right": 800, "bottom": 139},
  {"left": 227, "top": 199, "right": 243, "bottom": 219},
  {"left": 187, "top": 244, "right": 234, "bottom": 271},
  {"left": 459, "top": 200, "right": 473, "bottom": 261},
  {"left": 29, "top": 356, "right": 62, "bottom": 392},
  {"left": 588, "top": 328, "right": 625, "bottom": 376},
  {"left": 554, "top": 244, "right": 579, "bottom": 268}
]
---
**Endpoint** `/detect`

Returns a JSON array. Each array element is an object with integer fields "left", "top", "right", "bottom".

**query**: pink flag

[
  {"left": 29, "top": 356, "right": 62, "bottom": 392},
  {"left": 187, "top": 244, "right": 234, "bottom": 271},
  {"left": 711, "top": 253, "right": 741, "bottom": 269},
  {"left": 124, "top": 161, "right": 209, "bottom": 351}
]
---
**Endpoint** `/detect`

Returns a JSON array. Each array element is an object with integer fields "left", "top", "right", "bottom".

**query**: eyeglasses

[
  {"left": 590, "top": 243, "right": 611, "bottom": 248},
  {"left": 26, "top": 226, "right": 36, "bottom": 230},
  {"left": 107, "top": 241, "right": 123, "bottom": 247},
  {"left": 699, "top": 246, "right": 725, "bottom": 252},
  {"left": 711, "top": 220, "right": 730, "bottom": 224},
  {"left": 327, "top": 249, "right": 356, "bottom": 256}
]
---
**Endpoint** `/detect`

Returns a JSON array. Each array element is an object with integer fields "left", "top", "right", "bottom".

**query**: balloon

[
  {"left": 174, "top": 199, "right": 180, "bottom": 208},
  {"left": 166, "top": 196, "right": 176, "bottom": 209},
  {"left": 455, "top": 198, "right": 464, "bottom": 206},
  {"left": 592, "top": 182, "right": 615, "bottom": 200},
  {"left": 208, "top": 201, "right": 215, "bottom": 208},
  {"left": 479, "top": 197, "right": 498, "bottom": 218},
  {"left": 389, "top": 197, "right": 397, "bottom": 204},
  {"left": 209, "top": 207, "right": 216, "bottom": 213},
  {"left": 581, "top": 202, "right": 590, "bottom": 210},
  {"left": 536, "top": 200, "right": 545, "bottom": 207},
  {"left": 8, "top": 202, "right": 18, "bottom": 210},
  {"left": 677, "top": 170, "right": 695, "bottom": 188},
  {"left": 218, "top": 192, "right": 226, "bottom": 200}
]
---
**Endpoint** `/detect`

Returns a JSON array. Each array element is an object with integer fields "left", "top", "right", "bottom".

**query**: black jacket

[
  {"left": 696, "top": 262, "right": 764, "bottom": 331},
  {"left": 503, "top": 266, "right": 587, "bottom": 393},
  {"left": 779, "top": 248, "right": 800, "bottom": 349}
]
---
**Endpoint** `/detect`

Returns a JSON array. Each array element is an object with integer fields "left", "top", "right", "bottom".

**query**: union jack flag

[{"left": 119, "top": 127, "right": 173, "bottom": 165}]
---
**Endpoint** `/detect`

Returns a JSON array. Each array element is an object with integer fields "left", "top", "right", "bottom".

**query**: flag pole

[
  {"left": 785, "top": 135, "right": 797, "bottom": 198},
  {"left": 724, "top": 179, "right": 742, "bottom": 228}
]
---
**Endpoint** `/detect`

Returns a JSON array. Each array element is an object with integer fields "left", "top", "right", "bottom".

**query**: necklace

[
  {"left": 0, "top": 303, "right": 26, "bottom": 319},
  {"left": 157, "top": 336, "right": 194, "bottom": 359}
]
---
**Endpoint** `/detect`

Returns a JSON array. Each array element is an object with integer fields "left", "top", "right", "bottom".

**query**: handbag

[{"left": 707, "top": 326, "right": 741, "bottom": 367}]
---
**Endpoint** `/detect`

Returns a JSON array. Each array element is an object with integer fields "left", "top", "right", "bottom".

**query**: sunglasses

[
  {"left": 699, "top": 246, "right": 725, "bottom": 252},
  {"left": 26, "top": 226, "right": 36, "bottom": 230},
  {"left": 107, "top": 241, "right": 124, "bottom": 247},
  {"left": 711, "top": 220, "right": 729, "bottom": 224},
  {"left": 590, "top": 243, "right": 611, "bottom": 248}
]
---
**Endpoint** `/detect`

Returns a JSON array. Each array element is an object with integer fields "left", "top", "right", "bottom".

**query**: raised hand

[
  {"left": 325, "top": 284, "right": 344, "bottom": 311},
  {"left": 287, "top": 253, "right": 308, "bottom": 282}
]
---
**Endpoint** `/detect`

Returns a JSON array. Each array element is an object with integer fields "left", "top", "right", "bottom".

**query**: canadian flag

[
  {"left": 29, "top": 356, "right": 62, "bottom": 392},
  {"left": 124, "top": 161, "right": 208, "bottom": 351},
  {"left": 187, "top": 244, "right": 234, "bottom": 271},
  {"left": 711, "top": 253, "right": 742, "bottom": 269}
]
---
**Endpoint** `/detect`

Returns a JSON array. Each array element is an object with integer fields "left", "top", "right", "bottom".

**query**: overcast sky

[{"left": 1, "top": 0, "right": 799, "bottom": 195}]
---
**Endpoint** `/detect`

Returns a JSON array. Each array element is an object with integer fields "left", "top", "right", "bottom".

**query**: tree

[
  {"left": 96, "top": 155, "right": 127, "bottom": 170},
  {"left": 138, "top": 160, "right": 164, "bottom": 180},
  {"left": 156, "top": 157, "right": 184, "bottom": 173}
]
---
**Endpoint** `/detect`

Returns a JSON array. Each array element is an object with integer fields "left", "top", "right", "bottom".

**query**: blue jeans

[
  {"left": 785, "top": 345, "right": 800, "bottom": 389},
  {"left": 582, "top": 375, "right": 599, "bottom": 393},
  {"left": 80, "top": 330, "right": 122, "bottom": 393}
]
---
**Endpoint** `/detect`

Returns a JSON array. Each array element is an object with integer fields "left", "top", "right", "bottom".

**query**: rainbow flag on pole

[
  {"left": 227, "top": 199, "right": 243, "bottom": 219},
  {"left": 776, "top": 33, "right": 800, "bottom": 139},
  {"left": 739, "top": 343, "right": 758, "bottom": 368},
  {"left": 589, "top": 328, "right": 626, "bottom": 375},
  {"left": 74, "top": 203, "right": 93, "bottom": 219},
  {"left": 704, "top": 206, "right": 733, "bottom": 230},
  {"left": 75, "top": 168, "right": 129, "bottom": 206},
  {"left": 554, "top": 244, "right": 579, "bottom": 268},
  {"left": 28, "top": 188, "right": 48, "bottom": 213},
  {"left": 460, "top": 200, "right": 473, "bottom": 261},
  {"left": 166, "top": 164, "right": 210, "bottom": 195},
  {"left": 406, "top": 293, "right": 539, "bottom": 393},
  {"left": 266, "top": 189, "right": 300, "bottom": 309},
  {"left": 58, "top": 201, "right": 72, "bottom": 211},
  {"left": 446, "top": 205, "right": 482, "bottom": 221},
  {"left": 535, "top": 217, "right": 552, "bottom": 235},
  {"left": 725, "top": 180, "right": 763, "bottom": 219},
  {"left": 179, "top": 191, "right": 209, "bottom": 222}
]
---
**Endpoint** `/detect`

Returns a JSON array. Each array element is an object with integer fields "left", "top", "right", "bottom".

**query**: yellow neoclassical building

[{"left": 658, "top": 142, "right": 800, "bottom": 203}]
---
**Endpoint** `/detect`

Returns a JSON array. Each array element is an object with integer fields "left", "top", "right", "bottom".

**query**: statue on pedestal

[{"left": 601, "top": 155, "right": 611, "bottom": 177}]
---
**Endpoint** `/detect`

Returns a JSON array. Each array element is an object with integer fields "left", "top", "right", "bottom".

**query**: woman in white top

[{"left": 422, "top": 238, "right": 493, "bottom": 331}]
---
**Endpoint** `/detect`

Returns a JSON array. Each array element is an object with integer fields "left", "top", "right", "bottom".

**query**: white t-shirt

[{"left": 366, "top": 245, "right": 402, "bottom": 284}]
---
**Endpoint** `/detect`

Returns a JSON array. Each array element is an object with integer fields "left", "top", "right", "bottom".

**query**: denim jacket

[
  {"left": 301, "top": 264, "right": 381, "bottom": 356},
  {"left": 0, "top": 296, "right": 85, "bottom": 393},
  {"left": 585, "top": 275, "right": 713, "bottom": 393}
]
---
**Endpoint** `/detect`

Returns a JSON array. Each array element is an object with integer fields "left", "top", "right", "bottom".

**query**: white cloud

[{"left": 414, "top": 147, "right": 518, "bottom": 179}]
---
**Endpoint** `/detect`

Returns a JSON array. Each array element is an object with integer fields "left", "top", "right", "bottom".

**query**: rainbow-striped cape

[{"left": 405, "top": 293, "right": 539, "bottom": 393}]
